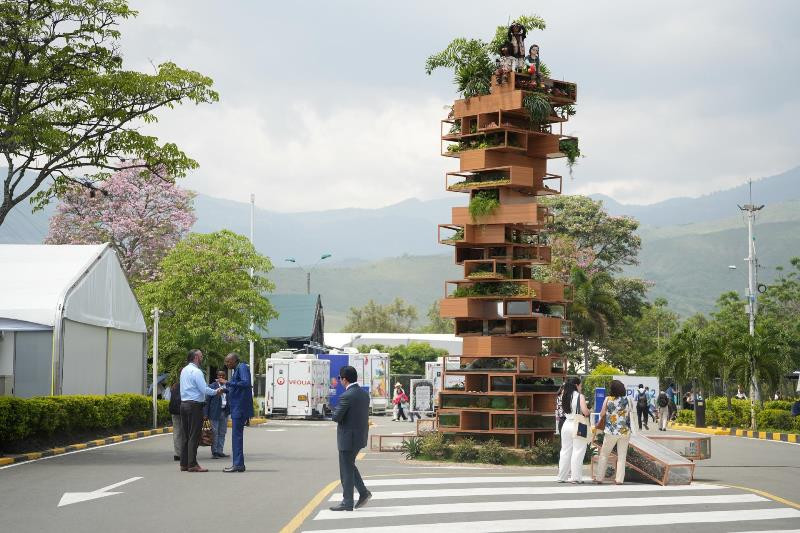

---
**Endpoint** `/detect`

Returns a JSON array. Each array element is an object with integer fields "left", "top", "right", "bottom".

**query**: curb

[
  {"left": 0, "top": 427, "right": 172, "bottom": 466},
  {"left": 670, "top": 423, "right": 799, "bottom": 442},
  {"left": 0, "top": 417, "right": 270, "bottom": 467}
]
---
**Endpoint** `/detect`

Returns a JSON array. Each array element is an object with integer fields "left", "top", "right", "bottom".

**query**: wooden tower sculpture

[{"left": 437, "top": 53, "right": 577, "bottom": 448}]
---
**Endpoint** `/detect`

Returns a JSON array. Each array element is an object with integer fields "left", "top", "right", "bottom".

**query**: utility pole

[
  {"left": 249, "top": 193, "right": 255, "bottom": 389},
  {"left": 306, "top": 271, "right": 311, "bottom": 295},
  {"left": 152, "top": 307, "right": 160, "bottom": 429},
  {"left": 738, "top": 180, "right": 764, "bottom": 429}
]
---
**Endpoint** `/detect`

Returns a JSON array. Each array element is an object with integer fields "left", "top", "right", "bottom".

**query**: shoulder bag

[{"left": 572, "top": 393, "right": 590, "bottom": 440}]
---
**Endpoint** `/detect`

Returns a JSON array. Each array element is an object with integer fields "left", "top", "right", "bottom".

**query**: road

[{"left": 0, "top": 416, "right": 797, "bottom": 533}]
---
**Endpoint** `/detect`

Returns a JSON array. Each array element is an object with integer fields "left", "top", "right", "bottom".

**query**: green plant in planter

[
  {"left": 469, "top": 189, "right": 500, "bottom": 221},
  {"left": 477, "top": 438, "right": 508, "bottom": 465},
  {"left": 442, "top": 228, "right": 464, "bottom": 242},
  {"left": 452, "top": 437, "right": 479, "bottom": 462},
  {"left": 426, "top": 15, "right": 547, "bottom": 99},
  {"left": 420, "top": 431, "right": 450, "bottom": 459},
  {"left": 523, "top": 92, "right": 551, "bottom": 125},
  {"left": 559, "top": 138, "right": 581, "bottom": 176},
  {"left": 400, "top": 436, "right": 423, "bottom": 459}
]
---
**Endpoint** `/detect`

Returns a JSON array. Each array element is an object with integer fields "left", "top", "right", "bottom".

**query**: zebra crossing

[{"left": 300, "top": 475, "right": 800, "bottom": 533}]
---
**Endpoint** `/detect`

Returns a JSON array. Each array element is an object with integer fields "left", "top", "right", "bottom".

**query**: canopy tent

[{"left": 0, "top": 244, "right": 146, "bottom": 397}]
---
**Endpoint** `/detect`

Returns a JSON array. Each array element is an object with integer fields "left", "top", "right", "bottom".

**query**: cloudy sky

[{"left": 121, "top": 0, "right": 800, "bottom": 212}]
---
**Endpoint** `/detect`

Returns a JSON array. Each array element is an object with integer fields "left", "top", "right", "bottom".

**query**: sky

[{"left": 121, "top": 0, "right": 800, "bottom": 212}]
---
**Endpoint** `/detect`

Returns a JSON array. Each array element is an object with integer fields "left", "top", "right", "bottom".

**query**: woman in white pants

[
  {"left": 557, "top": 377, "right": 590, "bottom": 483},
  {"left": 594, "top": 379, "right": 634, "bottom": 484}
]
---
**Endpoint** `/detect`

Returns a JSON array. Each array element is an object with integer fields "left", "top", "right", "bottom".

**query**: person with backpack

[
  {"left": 635, "top": 384, "right": 649, "bottom": 430},
  {"left": 656, "top": 390, "right": 670, "bottom": 431}
]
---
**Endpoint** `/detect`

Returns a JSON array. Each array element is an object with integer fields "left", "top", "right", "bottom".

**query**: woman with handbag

[
  {"left": 557, "top": 377, "right": 590, "bottom": 483},
  {"left": 593, "top": 379, "right": 634, "bottom": 485}
]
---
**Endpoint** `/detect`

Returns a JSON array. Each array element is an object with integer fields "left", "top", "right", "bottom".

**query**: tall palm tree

[
  {"left": 568, "top": 267, "right": 621, "bottom": 373},
  {"left": 659, "top": 324, "right": 721, "bottom": 400}
]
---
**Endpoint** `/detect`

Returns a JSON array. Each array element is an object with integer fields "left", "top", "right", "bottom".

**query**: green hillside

[{"left": 274, "top": 219, "right": 800, "bottom": 330}]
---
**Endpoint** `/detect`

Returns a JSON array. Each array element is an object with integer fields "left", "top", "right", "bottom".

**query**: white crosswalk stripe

[{"left": 302, "top": 475, "right": 800, "bottom": 533}]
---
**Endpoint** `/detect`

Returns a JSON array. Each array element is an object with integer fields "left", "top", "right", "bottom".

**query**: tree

[
  {"left": 44, "top": 163, "right": 195, "bottom": 284},
  {"left": 136, "top": 230, "right": 277, "bottom": 372},
  {"left": 0, "top": 0, "right": 218, "bottom": 227},
  {"left": 360, "top": 343, "right": 448, "bottom": 375},
  {"left": 419, "top": 301, "right": 453, "bottom": 334},
  {"left": 343, "top": 298, "right": 418, "bottom": 333},
  {"left": 569, "top": 267, "right": 621, "bottom": 373},
  {"left": 425, "top": 15, "right": 547, "bottom": 98},
  {"left": 602, "top": 296, "right": 679, "bottom": 374},
  {"left": 540, "top": 196, "right": 641, "bottom": 279},
  {"left": 658, "top": 318, "right": 721, "bottom": 401}
]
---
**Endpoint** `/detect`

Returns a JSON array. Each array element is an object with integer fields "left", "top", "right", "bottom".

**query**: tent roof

[
  {"left": 259, "top": 293, "right": 321, "bottom": 340},
  {"left": 0, "top": 244, "right": 145, "bottom": 332}
]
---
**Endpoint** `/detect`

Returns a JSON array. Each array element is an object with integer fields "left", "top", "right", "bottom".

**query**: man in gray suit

[{"left": 329, "top": 365, "right": 372, "bottom": 512}]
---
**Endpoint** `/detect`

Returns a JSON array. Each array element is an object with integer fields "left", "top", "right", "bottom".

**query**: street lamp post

[
  {"left": 285, "top": 254, "right": 332, "bottom": 294},
  {"left": 151, "top": 307, "right": 160, "bottom": 429}
]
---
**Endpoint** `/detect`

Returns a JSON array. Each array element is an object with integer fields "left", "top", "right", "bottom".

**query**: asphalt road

[{"left": 0, "top": 416, "right": 797, "bottom": 533}]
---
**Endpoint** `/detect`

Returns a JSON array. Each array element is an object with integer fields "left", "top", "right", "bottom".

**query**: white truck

[{"left": 265, "top": 352, "right": 330, "bottom": 418}]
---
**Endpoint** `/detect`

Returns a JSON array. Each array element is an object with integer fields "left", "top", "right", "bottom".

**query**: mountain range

[{"left": 2, "top": 166, "right": 799, "bottom": 329}]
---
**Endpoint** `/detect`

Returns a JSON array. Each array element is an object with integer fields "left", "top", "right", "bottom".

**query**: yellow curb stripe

[
  {"left": 0, "top": 457, "right": 14, "bottom": 466},
  {"left": 722, "top": 483, "right": 800, "bottom": 510},
  {"left": 72, "top": 443, "right": 87, "bottom": 450},
  {"left": 51, "top": 447, "right": 66, "bottom": 454},
  {"left": 26, "top": 452, "right": 42, "bottom": 460},
  {"left": 278, "top": 479, "right": 340, "bottom": 533}
]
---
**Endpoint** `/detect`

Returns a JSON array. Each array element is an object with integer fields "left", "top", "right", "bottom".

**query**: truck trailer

[{"left": 265, "top": 353, "right": 330, "bottom": 418}]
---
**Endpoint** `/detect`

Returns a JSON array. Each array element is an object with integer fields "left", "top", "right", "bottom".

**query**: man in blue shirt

[
  {"left": 204, "top": 370, "right": 230, "bottom": 459},
  {"left": 665, "top": 383, "right": 676, "bottom": 422},
  {"left": 179, "top": 349, "right": 222, "bottom": 472},
  {"left": 218, "top": 352, "right": 253, "bottom": 473}
]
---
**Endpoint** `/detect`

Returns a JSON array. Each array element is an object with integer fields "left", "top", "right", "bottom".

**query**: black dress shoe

[
  {"left": 173, "top": 455, "right": 180, "bottom": 461},
  {"left": 223, "top": 466, "right": 245, "bottom": 473},
  {"left": 218, "top": 453, "right": 229, "bottom": 458},
  {"left": 328, "top": 504, "right": 353, "bottom": 512},
  {"left": 211, "top": 454, "right": 219, "bottom": 459},
  {"left": 355, "top": 491, "right": 372, "bottom": 509}
]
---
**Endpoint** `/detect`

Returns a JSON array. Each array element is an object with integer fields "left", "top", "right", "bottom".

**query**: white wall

[
  {"left": 107, "top": 329, "right": 145, "bottom": 394},
  {"left": 0, "top": 331, "right": 13, "bottom": 376},
  {"left": 62, "top": 319, "right": 107, "bottom": 395}
]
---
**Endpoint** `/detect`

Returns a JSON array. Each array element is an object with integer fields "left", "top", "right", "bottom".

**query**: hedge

[
  {"left": 763, "top": 400, "right": 793, "bottom": 411},
  {"left": 0, "top": 394, "right": 170, "bottom": 446},
  {"left": 756, "top": 409, "right": 795, "bottom": 431}
]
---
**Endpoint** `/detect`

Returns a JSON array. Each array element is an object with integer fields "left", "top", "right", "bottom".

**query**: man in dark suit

[
  {"left": 329, "top": 365, "right": 371, "bottom": 512},
  {"left": 217, "top": 352, "right": 253, "bottom": 473},
  {"left": 204, "top": 370, "right": 230, "bottom": 459}
]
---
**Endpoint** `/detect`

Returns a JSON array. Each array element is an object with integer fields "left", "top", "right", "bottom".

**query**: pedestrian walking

[
  {"left": 217, "top": 353, "right": 253, "bottom": 473},
  {"left": 329, "top": 365, "right": 372, "bottom": 512},
  {"left": 666, "top": 383, "right": 677, "bottom": 421},
  {"left": 557, "top": 377, "right": 590, "bottom": 483},
  {"left": 593, "top": 379, "right": 635, "bottom": 485},
  {"left": 635, "top": 384, "right": 649, "bottom": 430},
  {"left": 179, "top": 349, "right": 223, "bottom": 472},
  {"left": 656, "top": 390, "right": 670, "bottom": 431},
  {"left": 168, "top": 379, "right": 182, "bottom": 461},
  {"left": 647, "top": 387, "right": 657, "bottom": 424},
  {"left": 392, "top": 383, "right": 408, "bottom": 421},
  {"left": 204, "top": 370, "right": 230, "bottom": 459}
]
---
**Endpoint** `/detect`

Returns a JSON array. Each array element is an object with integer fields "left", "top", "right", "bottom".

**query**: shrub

[
  {"left": 0, "top": 394, "right": 170, "bottom": 448},
  {"left": 400, "top": 436, "right": 423, "bottom": 459},
  {"left": 764, "top": 400, "right": 792, "bottom": 411},
  {"left": 469, "top": 190, "right": 500, "bottom": 221},
  {"left": 794, "top": 415, "right": 800, "bottom": 433},
  {"left": 524, "top": 438, "right": 559, "bottom": 465},
  {"left": 676, "top": 409, "right": 695, "bottom": 425},
  {"left": 716, "top": 410, "right": 735, "bottom": 428},
  {"left": 705, "top": 397, "right": 760, "bottom": 428},
  {"left": 756, "top": 409, "right": 794, "bottom": 431},
  {"left": 477, "top": 438, "right": 508, "bottom": 465},
  {"left": 451, "top": 438, "right": 478, "bottom": 463},
  {"left": 420, "top": 431, "right": 450, "bottom": 460}
]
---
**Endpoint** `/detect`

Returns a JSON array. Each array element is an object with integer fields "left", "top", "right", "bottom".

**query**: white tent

[{"left": 0, "top": 244, "right": 146, "bottom": 397}]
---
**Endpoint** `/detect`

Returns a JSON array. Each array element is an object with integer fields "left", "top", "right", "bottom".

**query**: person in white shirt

[{"left": 179, "top": 349, "right": 222, "bottom": 472}]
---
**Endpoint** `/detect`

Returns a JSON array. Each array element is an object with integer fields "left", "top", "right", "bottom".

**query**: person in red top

[{"left": 392, "top": 383, "right": 408, "bottom": 421}]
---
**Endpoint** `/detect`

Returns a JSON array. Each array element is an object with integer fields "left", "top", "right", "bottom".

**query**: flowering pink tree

[{"left": 45, "top": 163, "right": 196, "bottom": 284}]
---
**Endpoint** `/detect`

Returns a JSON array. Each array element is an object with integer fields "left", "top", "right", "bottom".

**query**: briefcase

[{"left": 200, "top": 419, "right": 213, "bottom": 446}]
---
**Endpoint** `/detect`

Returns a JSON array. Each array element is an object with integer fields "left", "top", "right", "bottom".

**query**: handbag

[
  {"left": 200, "top": 419, "right": 214, "bottom": 447},
  {"left": 571, "top": 393, "right": 589, "bottom": 440}
]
